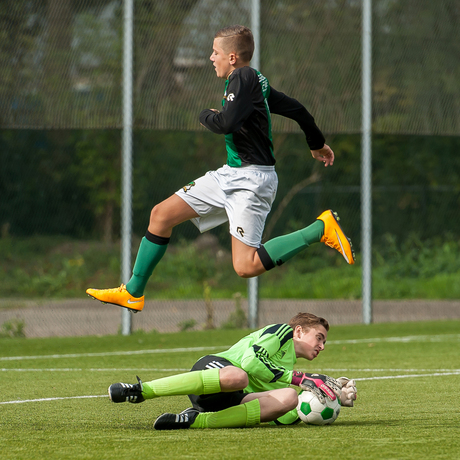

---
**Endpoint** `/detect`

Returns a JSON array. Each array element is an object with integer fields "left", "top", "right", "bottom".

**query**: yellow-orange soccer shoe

[
  {"left": 317, "top": 210, "right": 355, "bottom": 265},
  {"left": 86, "top": 284, "right": 144, "bottom": 312}
]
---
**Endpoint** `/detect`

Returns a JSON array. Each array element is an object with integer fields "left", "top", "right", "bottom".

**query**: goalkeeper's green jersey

[{"left": 214, "top": 323, "right": 296, "bottom": 393}]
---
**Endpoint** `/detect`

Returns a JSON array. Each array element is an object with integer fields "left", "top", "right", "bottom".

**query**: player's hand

[
  {"left": 337, "top": 377, "right": 357, "bottom": 407},
  {"left": 293, "top": 371, "right": 341, "bottom": 404},
  {"left": 311, "top": 144, "right": 334, "bottom": 167}
]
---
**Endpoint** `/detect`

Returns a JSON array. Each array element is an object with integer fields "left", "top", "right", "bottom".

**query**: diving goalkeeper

[{"left": 107, "top": 312, "right": 357, "bottom": 430}]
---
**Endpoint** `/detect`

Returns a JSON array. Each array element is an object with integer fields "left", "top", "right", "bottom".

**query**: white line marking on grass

[
  {"left": 328, "top": 333, "right": 460, "bottom": 345},
  {"left": 0, "top": 395, "right": 107, "bottom": 405},
  {"left": 0, "top": 346, "right": 227, "bottom": 362},
  {"left": 357, "top": 371, "right": 460, "bottom": 381},
  {"left": 1, "top": 333, "right": 458, "bottom": 362},
  {"left": 1, "top": 368, "right": 190, "bottom": 372},
  {"left": 3, "top": 368, "right": 460, "bottom": 374},
  {"left": 316, "top": 368, "right": 460, "bottom": 373},
  {"left": 1, "top": 370, "right": 459, "bottom": 405}
]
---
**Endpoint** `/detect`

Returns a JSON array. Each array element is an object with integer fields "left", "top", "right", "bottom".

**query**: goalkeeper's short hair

[{"left": 288, "top": 312, "right": 329, "bottom": 332}]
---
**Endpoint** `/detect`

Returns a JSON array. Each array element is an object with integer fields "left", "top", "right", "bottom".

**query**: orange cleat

[
  {"left": 317, "top": 210, "right": 355, "bottom": 265},
  {"left": 86, "top": 284, "right": 144, "bottom": 312}
]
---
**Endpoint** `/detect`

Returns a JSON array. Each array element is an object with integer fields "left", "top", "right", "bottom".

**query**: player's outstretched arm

[
  {"left": 311, "top": 143, "right": 335, "bottom": 167},
  {"left": 267, "top": 87, "right": 326, "bottom": 151}
]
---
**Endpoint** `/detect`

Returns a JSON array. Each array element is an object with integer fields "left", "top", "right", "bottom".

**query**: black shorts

[{"left": 188, "top": 355, "right": 250, "bottom": 412}]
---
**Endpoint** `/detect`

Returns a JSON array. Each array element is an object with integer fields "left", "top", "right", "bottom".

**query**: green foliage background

[
  {"left": 1, "top": 130, "right": 460, "bottom": 300},
  {"left": 1, "top": 0, "right": 459, "bottom": 301},
  {"left": 2, "top": 130, "right": 460, "bottom": 245}
]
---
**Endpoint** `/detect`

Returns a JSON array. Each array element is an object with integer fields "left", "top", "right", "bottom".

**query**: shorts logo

[
  {"left": 205, "top": 361, "right": 225, "bottom": 369},
  {"left": 236, "top": 226, "right": 244, "bottom": 237},
  {"left": 182, "top": 181, "right": 195, "bottom": 192},
  {"left": 226, "top": 93, "right": 235, "bottom": 101}
]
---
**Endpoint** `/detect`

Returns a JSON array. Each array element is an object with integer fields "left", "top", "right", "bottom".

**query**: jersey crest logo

[{"left": 182, "top": 181, "right": 195, "bottom": 193}]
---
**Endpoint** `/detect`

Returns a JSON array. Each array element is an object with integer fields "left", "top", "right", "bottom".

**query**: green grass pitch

[{"left": 1, "top": 320, "right": 459, "bottom": 459}]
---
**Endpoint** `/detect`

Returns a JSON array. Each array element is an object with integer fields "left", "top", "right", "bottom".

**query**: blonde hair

[
  {"left": 214, "top": 25, "right": 254, "bottom": 62},
  {"left": 288, "top": 312, "right": 330, "bottom": 332}
]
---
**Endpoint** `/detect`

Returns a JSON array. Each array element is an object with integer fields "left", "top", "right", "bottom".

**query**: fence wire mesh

[
  {"left": 1, "top": 0, "right": 459, "bottom": 336},
  {"left": 1, "top": 0, "right": 459, "bottom": 133}
]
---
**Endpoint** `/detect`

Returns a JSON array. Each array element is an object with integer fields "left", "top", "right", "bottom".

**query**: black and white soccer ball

[{"left": 296, "top": 390, "right": 341, "bottom": 425}]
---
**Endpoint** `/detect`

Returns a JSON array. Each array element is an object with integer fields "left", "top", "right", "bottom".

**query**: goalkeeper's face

[{"left": 293, "top": 325, "right": 328, "bottom": 361}]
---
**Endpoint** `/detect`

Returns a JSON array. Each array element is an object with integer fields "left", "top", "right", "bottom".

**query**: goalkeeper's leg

[
  {"left": 268, "top": 408, "right": 302, "bottom": 426},
  {"left": 241, "top": 388, "right": 298, "bottom": 423},
  {"left": 154, "top": 388, "right": 298, "bottom": 430},
  {"left": 154, "top": 399, "right": 261, "bottom": 430},
  {"left": 109, "top": 365, "right": 248, "bottom": 402}
]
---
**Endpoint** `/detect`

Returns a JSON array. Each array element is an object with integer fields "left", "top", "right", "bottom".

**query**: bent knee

[
  {"left": 234, "top": 370, "right": 249, "bottom": 389},
  {"left": 149, "top": 204, "right": 172, "bottom": 233},
  {"left": 283, "top": 388, "right": 299, "bottom": 411},
  {"left": 234, "top": 266, "right": 252, "bottom": 279},
  {"left": 232, "top": 250, "right": 266, "bottom": 278},
  {"left": 149, "top": 204, "right": 163, "bottom": 223},
  {"left": 233, "top": 261, "right": 258, "bottom": 279}
]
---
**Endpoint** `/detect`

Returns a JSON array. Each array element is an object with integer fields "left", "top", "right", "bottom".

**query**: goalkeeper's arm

[{"left": 291, "top": 372, "right": 357, "bottom": 406}]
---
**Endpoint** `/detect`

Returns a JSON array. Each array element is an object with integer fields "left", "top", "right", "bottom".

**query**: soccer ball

[{"left": 296, "top": 390, "right": 341, "bottom": 426}]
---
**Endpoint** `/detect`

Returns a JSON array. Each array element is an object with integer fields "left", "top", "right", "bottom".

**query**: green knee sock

[
  {"left": 191, "top": 399, "right": 261, "bottom": 429},
  {"left": 141, "top": 368, "right": 221, "bottom": 400},
  {"left": 268, "top": 408, "right": 301, "bottom": 426},
  {"left": 126, "top": 236, "right": 168, "bottom": 297},
  {"left": 263, "top": 220, "right": 324, "bottom": 267}
]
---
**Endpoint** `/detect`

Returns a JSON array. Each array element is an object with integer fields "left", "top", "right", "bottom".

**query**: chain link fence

[
  {"left": 1, "top": 0, "right": 459, "bottom": 336},
  {"left": 1, "top": 0, "right": 459, "bottom": 133}
]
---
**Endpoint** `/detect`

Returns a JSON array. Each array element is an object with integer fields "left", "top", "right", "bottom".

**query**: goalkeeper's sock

[
  {"left": 141, "top": 368, "right": 221, "bottom": 400},
  {"left": 257, "top": 220, "right": 324, "bottom": 270},
  {"left": 191, "top": 399, "right": 261, "bottom": 429},
  {"left": 268, "top": 408, "right": 302, "bottom": 426},
  {"left": 126, "top": 232, "right": 169, "bottom": 297}
]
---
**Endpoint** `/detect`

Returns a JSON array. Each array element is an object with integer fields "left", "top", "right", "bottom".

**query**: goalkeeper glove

[
  {"left": 337, "top": 377, "right": 357, "bottom": 407},
  {"left": 291, "top": 371, "right": 341, "bottom": 404}
]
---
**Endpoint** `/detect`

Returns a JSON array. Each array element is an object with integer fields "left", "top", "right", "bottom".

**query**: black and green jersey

[
  {"left": 214, "top": 323, "right": 297, "bottom": 393},
  {"left": 199, "top": 66, "right": 325, "bottom": 167}
]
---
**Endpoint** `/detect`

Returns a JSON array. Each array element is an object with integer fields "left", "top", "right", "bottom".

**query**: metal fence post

[
  {"left": 121, "top": 0, "right": 134, "bottom": 335},
  {"left": 361, "top": 0, "right": 373, "bottom": 324},
  {"left": 248, "top": 0, "right": 261, "bottom": 329}
]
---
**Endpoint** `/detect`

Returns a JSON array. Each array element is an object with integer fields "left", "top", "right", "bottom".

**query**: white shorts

[{"left": 175, "top": 164, "right": 278, "bottom": 247}]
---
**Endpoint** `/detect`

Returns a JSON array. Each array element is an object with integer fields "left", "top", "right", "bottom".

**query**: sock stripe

[
  {"left": 145, "top": 231, "right": 170, "bottom": 245},
  {"left": 256, "top": 245, "right": 276, "bottom": 270}
]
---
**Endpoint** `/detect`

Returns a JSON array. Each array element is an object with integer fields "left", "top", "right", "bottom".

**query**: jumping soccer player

[{"left": 86, "top": 25, "right": 355, "bottom": 312}]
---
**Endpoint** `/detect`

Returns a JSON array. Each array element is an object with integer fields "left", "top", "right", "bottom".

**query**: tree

[{"left": 75, "top": 130, "right": 121, "bottom": 244}]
